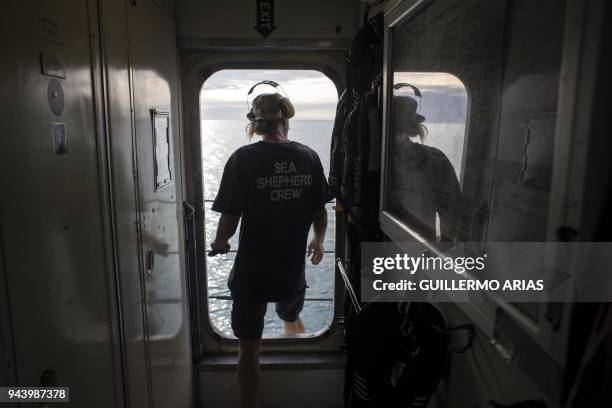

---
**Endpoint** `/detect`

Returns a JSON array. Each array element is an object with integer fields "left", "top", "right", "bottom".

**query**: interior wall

[
  {"left": 0, "top": 0, "right": 193, "bottom": 406},
  {"left": 0, "top": 228, "right": 17, "bottom": 387},
  {"left": 438, "top": 304, "right": 547, "bottom": 408},
  {"left": 97, "top": 0, "right": 152, "bottom": 406},
  {"left": 0, "top": 0, "right": 120, "bottom": 405},
  {"left": 126, "top": 0, "right": 193, "bottom": 406},
  {"left": 176, "top": 0, "right": 359, "bottom": 44}
]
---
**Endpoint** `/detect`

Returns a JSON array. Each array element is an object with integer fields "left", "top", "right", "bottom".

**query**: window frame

[
  {"left": 383, "top": 71, "right": 470, "bottom": 241},
  {"left": 191, "top": 60, "right": 347, "bottom": 353}
]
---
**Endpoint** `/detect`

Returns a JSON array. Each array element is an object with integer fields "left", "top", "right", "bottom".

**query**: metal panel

[
  {"left": 0, "top": 229, "right": 17, "bottom": 387},
  {"left": 176, "top": 0, "right": 359, "bottom": 42},
  {"left": 0, "top": 0, "right": 119, "bottom": 405},
  {"left": 97, "top": 0, "right": 153, "bottom": 405},
  {"left": 127, "top": 1, "right": 193, "bottom": 406}
]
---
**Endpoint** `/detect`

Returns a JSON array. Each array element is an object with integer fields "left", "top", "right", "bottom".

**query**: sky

[
  {"left": 393, "top": 72, "right": 465, "bottom": 89},
  {"left": 199, "top": 70, "right": 466, "bottom": 121},
  {"left": 200, "top": 69, "right": 339, "bottom": 121}
]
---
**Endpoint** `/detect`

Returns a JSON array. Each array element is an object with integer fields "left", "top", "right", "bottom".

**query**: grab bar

[
  {"left": 183, "top": 201, "right": 203, "bottom": 362},
  {"left": 208, "top": 294, "right": 333, "bottom": 302},
  {"left": 336, "top": 258, "right": 362, "bottom": 313}
]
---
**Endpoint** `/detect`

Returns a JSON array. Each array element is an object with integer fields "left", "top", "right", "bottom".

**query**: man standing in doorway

[{"left": 210, "top": 89, "right": 330, "bottom": 408}]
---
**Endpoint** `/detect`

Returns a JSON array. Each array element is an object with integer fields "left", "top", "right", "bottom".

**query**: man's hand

[
  {"left": 309, "top": 207, "right": 327, "bottom": 265},
  {"left": 307, "top": 239, "right": 324, "bottom": 265},
  {"left": 208, "top": 240, "right": 231, "bottom": 257},
  {"left": 209, "top": 214, "right": 240, "bottom": 257}
]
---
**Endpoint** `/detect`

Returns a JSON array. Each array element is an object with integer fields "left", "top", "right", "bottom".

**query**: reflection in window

[
  {"left": 200, "top": 69, "right": 337, "bottom": 338},
  {"left": 381, "top": 0, "right": 505, "bottom": 248},
  {"left": 386, "top": 73, "right": 468, "bottom": 241}
]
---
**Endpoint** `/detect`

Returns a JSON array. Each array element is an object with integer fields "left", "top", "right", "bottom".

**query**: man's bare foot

[{"left": 283, "top": 318, "right": 305, "bottom": 335}]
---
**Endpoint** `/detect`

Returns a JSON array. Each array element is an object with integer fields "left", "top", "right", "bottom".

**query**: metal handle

[
  {"left": 145, "top": 248, "right": 154, "bottom": 275},
  {"left": 183, "top": 201, "right": 203, "bottom": 362},
  {"left": 490, "top": 338, "right": 514, "bottom": 363},
  {"left": 336, "top": 258, "right": 362, "bottom": 313}
]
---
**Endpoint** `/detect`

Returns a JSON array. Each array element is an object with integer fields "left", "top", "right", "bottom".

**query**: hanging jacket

[{"left": 329, "top": 12, "right": 384, "bottom": 224}]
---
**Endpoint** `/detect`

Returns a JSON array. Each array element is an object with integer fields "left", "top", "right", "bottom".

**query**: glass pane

[{"left": 384, "top": 0, "right": 506, "bottom": 244}]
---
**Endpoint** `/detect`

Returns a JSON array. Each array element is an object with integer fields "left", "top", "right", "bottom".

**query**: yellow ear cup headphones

[
  {"left": 246, "top": 80, "right": 296, "bottom": 119},
  {"left": 279, "top": 96, "right": 295, "bottom": 119}
]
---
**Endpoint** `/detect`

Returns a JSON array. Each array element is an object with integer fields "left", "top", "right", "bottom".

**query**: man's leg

[
  {"left": 283, "top": 318, "right": 305, "bottom": 335},
  {"left": 238, "top": 339, "right": 261, "bottom": 408},
  {"left": 231, "top": 298, "right": 267, "bottom": 408},
  {"left": 276, "top": 284, "right": 306, "bottom": 335}
]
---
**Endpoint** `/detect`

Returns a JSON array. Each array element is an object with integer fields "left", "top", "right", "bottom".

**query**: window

[{"left": 200, "top": 69, "right": 338, "bottom": 338}]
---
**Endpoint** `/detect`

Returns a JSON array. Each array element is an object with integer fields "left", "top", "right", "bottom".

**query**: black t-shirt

[{"left": 211, "top": 140, "right": 331, "bottom": 302}]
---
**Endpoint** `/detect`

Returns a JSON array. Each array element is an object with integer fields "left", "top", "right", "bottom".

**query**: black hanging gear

[
  {"left": 344, "top": 302, "right": 448, "bottom": 408},
  {"left": 329, "top": 12, "right": 384, "bottom": 229}
]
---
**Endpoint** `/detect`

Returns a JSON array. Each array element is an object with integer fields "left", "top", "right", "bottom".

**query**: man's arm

[
  {"left": 210, "top": 214, "right": 240, "bottom": 253},
  {"left": 307, "top": 207, "right": 328, "bottom": 265}
]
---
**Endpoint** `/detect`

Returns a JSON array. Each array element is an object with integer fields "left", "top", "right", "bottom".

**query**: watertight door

[{"left": 128, "top": 2, "right": 193, "bottom": 407}]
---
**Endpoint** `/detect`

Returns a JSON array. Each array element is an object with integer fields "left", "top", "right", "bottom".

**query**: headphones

[
  {"left": 393, "top": 82, "right": 426, "bottom": 124},
  {"left": 247, "top": 80, "right": 295, "bottom": 120},
  {"left": 393, "top": 82, "right": 423, "bottom": 113}
]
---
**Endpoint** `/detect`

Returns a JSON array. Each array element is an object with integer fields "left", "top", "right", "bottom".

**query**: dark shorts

[{"left": 231, "top": 284, "right": 307, "bottom": 340}]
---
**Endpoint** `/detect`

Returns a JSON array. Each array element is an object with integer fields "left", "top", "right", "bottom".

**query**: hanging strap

[{"left": 363, "top": 3, "right": 371, "bottom": 26}]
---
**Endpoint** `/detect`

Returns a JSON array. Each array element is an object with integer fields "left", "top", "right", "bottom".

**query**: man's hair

[
  {"left": 246, "top": 118, "right": 289, "bottom": 139},
  {"left": 408, "top": 123, "right": 428, "bottom": 141}
]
